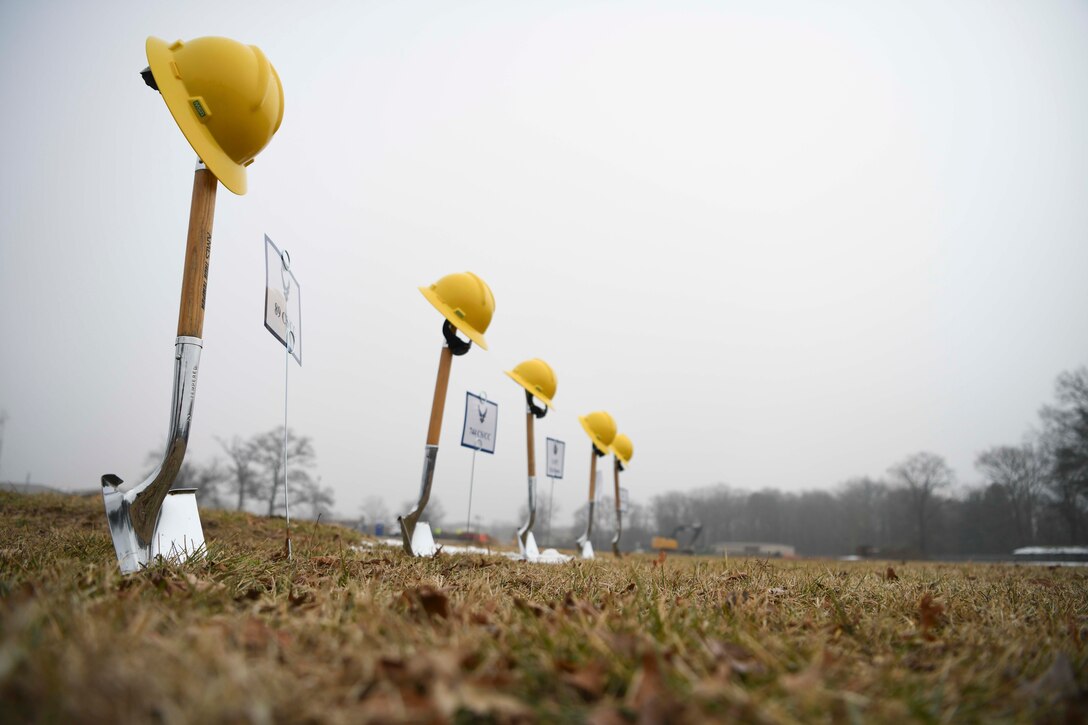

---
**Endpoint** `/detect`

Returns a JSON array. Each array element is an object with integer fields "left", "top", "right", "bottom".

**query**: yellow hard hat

[
  {"left": 578, "top": 410, "right": 617, "bottom": 455},
  {"left": 611, "top": 433, "right": 633, "bottom": 466},
  {"left": 505, "top": 358, "right": 557, "bottom": 409},
  {"left": 419, "top": 272, "right": 495, "bottom": 350},
  {"left": 146, "top": 36, "right": 284, "bottom": 195}
]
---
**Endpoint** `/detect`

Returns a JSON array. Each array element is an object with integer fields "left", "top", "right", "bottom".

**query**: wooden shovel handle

[
  {"left": 425, "top": 345, "right": 454, "bottom": 446},
  {"left": 176, "top": 167, "right": 218, "bottom": 338},
  {"left": 587, "top": 447, "right": 597, "bottom": 503},
  {"left": 525, "top": 410, "right": 536, "bottom": 478}
]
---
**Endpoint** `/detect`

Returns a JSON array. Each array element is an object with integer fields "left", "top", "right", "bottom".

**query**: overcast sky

[{"left": 1, "top": 0, "right": 1086, "bottom": 531}]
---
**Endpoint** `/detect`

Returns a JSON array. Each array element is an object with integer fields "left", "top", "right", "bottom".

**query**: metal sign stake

[
  {"left": 546, "top": 475, "right": 556, "bottom": 548},
  {"left": 543, "top": 437, "right": 564, "bottom": 550},
  {"left": 282, "top": 330, "right": 294, "bottom": 559},
  {"left": 466, "top": 436, "right": 481, "bottom": 533}
]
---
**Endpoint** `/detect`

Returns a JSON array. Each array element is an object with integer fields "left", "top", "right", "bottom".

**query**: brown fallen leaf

[
  {"left": 705, "top": 639, "right": 764, "bottom": 676},
  {"left": 149, "top": 570, "right": 188, "bottom": 597},
  {"left": 628, "top": 651, "right": 666, "bottom": 709},
  {"left": 401, "top": 585, "right": 451, "bottom": 619},
  {"left": 241, "top": 617, "right": 284, "bottom": 655},
  {"left": 560, "top": 660, "right": 607, "bottom": 701},
  {"left": 627, "top": 651, "right": 678, "bottom": 724},
  {"left": 918, "top": 593, "right": 945, "bottom": 640},
  {"left": 563, "top": 591, "right": 601, "bottom": 618}
]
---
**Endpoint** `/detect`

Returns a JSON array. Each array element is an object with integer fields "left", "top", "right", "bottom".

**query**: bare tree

[
  {"left": 837, "top": 477, "right": 888, "bottom": 553},
  {"left": 358, "top": 495, "right": 390, "bottom": 532},
  {"left": 888, "top": 452, "right": 954, "bottom": 555},
  {"left": 652, "top": 490, "right": 700, "bottom": 537},
  {"left": 217, "top": 436, "right": 258, "bottom": 512},
  {"left": 296, "top": 476, "right": 336, "bottom": 519},
  {"left": 182, "top": 459, "right": 227, "bottom": 508},
  {"left": 975, "top": 443, "right": 1047, "bottom": 546},
  {"left": 1039, "top": 367, "right": 1088, "bottom": 541},
  {"left": 250, "top": 427, "right": 318, "bottom": 517}
]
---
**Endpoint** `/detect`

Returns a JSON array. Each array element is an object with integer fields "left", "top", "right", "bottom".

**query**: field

[{"left": 0, "top": 492, "right": 1085, "bottom": 723}]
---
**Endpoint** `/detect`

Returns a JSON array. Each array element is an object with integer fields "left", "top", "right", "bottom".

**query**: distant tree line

[
  {"left": 567, "top": 367, "right": 1088, "bottom": 557},
  {"left": 160, "top": 426, "right": 335, "bottom": 520}
]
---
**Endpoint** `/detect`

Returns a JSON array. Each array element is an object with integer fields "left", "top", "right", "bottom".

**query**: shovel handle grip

[
  {"left": 177, "top": 167, "right": 218, "bottom": 338},
  {"left": 426, "top": 345, "right": 454, "bottom": 446}
]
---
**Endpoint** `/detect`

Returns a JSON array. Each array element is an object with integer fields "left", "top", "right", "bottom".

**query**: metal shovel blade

[
  {"left": 102, "top": 337, "right": 204, "bottom": 574},
  {"left": 516, "top": 475, "right": 537, "bottom": 556},
  {"left": 611, "top": 511, "right": 623, "bottom": 557},
  {"left": 399, "top": 445, "right": 438, "bottom": 556},
  {"left": 408, "top": 522, "right": 437, "bottom": 557},
  {"left": 574, "top": 499, "right": 595, "bottom": 559},
  {"left": 518, "top": 531, "right": 540, "bottom": 560},
  {"left": 155, "top": 489, "right": 205, "bottom": 559}
]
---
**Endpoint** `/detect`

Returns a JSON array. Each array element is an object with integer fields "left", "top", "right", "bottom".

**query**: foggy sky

[{"left": 1, "top": 0, "right": 1086, "bottom": 530}]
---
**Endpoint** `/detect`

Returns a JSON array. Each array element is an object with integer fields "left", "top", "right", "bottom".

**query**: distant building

[{"left": 712, "top": 541, "right": 795, "bottom": 558}]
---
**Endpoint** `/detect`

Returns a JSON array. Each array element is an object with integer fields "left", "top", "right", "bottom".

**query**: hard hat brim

[
  {"left": 146, "top": 36, "right": 248, "bottom": 195},
  {"left": 504, "top": 370, "right": 555, "bottom": 410},
  {"left": 578, "top": 415, "right": 612, "bottom": 455},
  {"left": 419, "top": 286, "right": 489, "bottom": 350},
  {"left": 611, "top": 435, "right": 633, "bottom": 466}
]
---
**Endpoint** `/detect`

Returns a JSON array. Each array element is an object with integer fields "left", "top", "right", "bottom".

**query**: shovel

[
  {"left": 102, "top": 162, "right": 215, "bottom": 573},
  {"left": 575, "top": 446, "right": 604, "bottom": 559},
  {"left": 399, "top": 322, "right": 470, "bottom": 556},
  {"left": 516, "top": 393, "right": 545, "bottom": 559},
  {"left": 399, "top": 272, "right": 494, "bottom": 557}
]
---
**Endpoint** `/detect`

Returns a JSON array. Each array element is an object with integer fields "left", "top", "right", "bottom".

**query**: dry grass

[{"left": 0, "top": 491, "right": 1086, "bottom": 723}]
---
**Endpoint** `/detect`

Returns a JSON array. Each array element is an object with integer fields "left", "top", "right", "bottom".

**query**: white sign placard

[
  {"left": 545, "top": 438, "right": 565, "bottom": 479},
  {"left": 264, "top": 235, "right": 302, "bottom": 365},
  {"left": 619, "top": 487, "right": 630, "bottom": 514},
  {"left": 461, "top": 392, "right": 498, "bottom": 454}
]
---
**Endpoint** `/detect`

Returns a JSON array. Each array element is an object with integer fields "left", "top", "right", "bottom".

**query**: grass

[{"left": 0, "top": 490, "right": 1086, "bottom": 723}]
